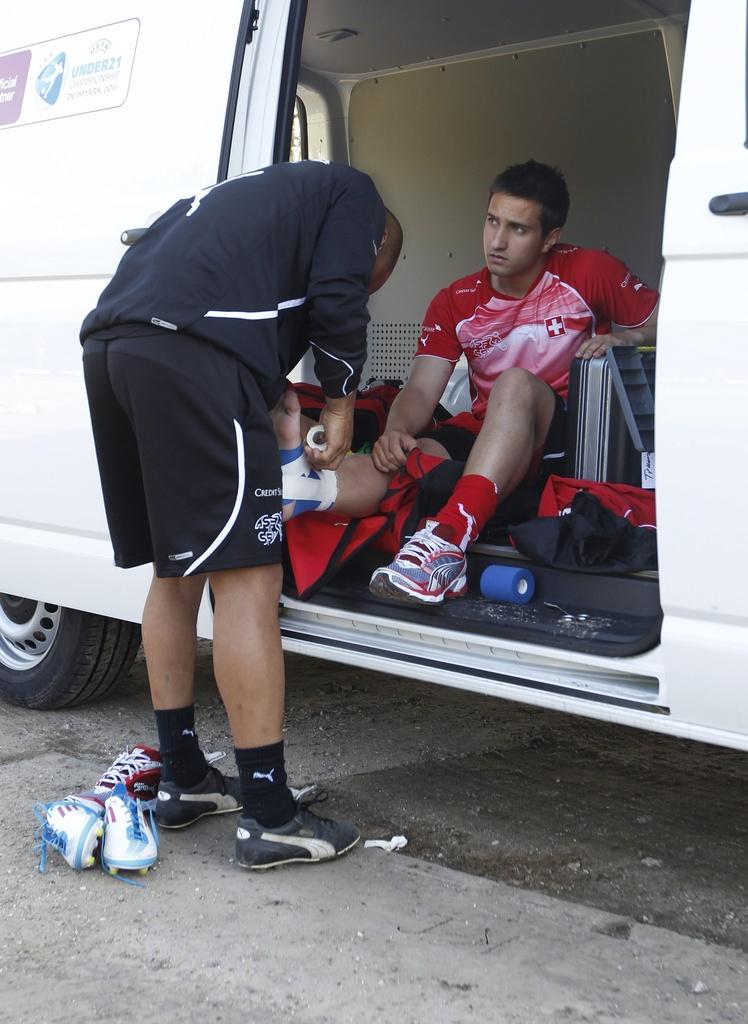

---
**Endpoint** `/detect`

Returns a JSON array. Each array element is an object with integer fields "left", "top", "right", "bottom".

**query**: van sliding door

[{"left": 657, "top": 0, "right": 748, "bottom": 731}]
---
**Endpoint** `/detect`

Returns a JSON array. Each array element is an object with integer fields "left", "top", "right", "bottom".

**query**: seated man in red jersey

[{"left": 280, "top": 159, "right": 659, "bottom": 605}]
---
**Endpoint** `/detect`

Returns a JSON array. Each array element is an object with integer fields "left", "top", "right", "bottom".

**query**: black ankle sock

[
  {"left": 154, "top": 705, "right": 209, "bottom": 787},
  {"left": 235, "top": 740, "right": 295, "bottom": 828}
]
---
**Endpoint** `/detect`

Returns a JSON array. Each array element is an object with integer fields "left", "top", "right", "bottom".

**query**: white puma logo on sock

[
  {"left": 252, "top": 769, "right": 275, "bottom": 782},
  {"left": 457, "top": 502, "right": 477, "bottom": 549}
]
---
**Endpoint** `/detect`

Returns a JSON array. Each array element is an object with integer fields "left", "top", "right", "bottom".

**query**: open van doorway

[{"left": 281, "top": 0, "right": 686, "bottom": 664}]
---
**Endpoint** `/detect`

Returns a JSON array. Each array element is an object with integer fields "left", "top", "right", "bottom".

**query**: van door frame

[
  {"left": 217, "top": 0, "right": 259, "bottom": 181},
  {"left": 273, "top": 0, "right": 309, "bottom": 162}
]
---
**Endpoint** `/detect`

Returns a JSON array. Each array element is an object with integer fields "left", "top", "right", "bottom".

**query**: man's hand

[
  {"left": 575, "top": 335, "right": 619, "bottom": 359},
  {"left": 369, "top": 357, "right": 453, "bottom": 472},
  {"left": 576, "top": 306, "right": 658, "bottom": 359},
  {"left": 306, "top": 393, "right": 355, "bottom": 471},
  {"left": 372, "top": 429, "right": 419, "bottom": 473}
]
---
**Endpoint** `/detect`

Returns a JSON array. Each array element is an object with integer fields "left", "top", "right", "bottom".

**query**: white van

[{"left": 2, "top": 1, "right": 747, "bottom": 751}]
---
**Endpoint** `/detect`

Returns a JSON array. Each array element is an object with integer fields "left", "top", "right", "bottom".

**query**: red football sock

[{"left": 434, "top": 474, "right": 499, "bottom": 550}]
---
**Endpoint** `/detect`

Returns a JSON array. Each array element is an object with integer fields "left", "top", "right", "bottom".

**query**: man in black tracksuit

[{"left": 81, "top": 161, "right": 401, "bottom": 869}]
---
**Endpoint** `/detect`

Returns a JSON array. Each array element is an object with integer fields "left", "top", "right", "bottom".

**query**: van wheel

[{"left": 0, "top": 595, "right": 141, "bottom": 709}]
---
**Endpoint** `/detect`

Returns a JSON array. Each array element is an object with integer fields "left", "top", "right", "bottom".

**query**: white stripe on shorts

[{"left": 183, "top": 419, "right": 245, "bottom": 576}]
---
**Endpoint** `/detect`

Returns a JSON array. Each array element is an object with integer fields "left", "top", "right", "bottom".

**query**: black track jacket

[{"left": 80, "top": 161, "right": 385, "bottom": 407}]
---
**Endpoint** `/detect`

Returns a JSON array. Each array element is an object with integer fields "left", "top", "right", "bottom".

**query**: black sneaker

[
  {"left": 235, "top": 795, "right": 359, "bottom": 870},
  {"left": 156, "top": 766, "right": 241, "bottom": 829}
]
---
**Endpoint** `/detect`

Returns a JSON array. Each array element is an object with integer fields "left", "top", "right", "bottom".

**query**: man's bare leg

[
  {"left": 142, "top": 572, "right": 206, "bottom": 711},
  {"left": 464, "top": 367, "right": 556, "bottom": 490},
  {"left": 142, "top": 572, "right": 217, "bottom": 792},
  {"left": 209, "top": 564, "right": 285, "bottom": 748},
  {"left": 206, "top": 563, "right": 360, "bottom": 866},
  {"left": 146, "top": 559, "right": 300, "bottom": 841},
  {"left": 369, "top": 368, "right": 558, "bottom": 603},
  {"left": 273, "top": 389, "right": 391, "bottom": 520},
  {"left": 142, "top": 566, "right": 285, "bottom": 746},
  {"left": 420, "top": 367, "right": 556, "bottom": 551},
  {"left": 274, "top": 369, "right": 554, "bottom": 529}
]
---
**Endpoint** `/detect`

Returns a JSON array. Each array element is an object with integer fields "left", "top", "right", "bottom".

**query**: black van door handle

[
  {"left": 120, "top": 227, "right": 148, "bottom": 245},
  {"left": 709, "top": 192, "right": 748, "bottom": 215}
]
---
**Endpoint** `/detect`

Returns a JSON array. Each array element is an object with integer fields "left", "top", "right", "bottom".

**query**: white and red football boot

[{"left": 71, "top": 745, "right": 162, "bottom": 813}]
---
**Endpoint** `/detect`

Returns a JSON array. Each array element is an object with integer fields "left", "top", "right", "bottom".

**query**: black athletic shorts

[
  {"left": 82, "top": 331, "right": 283, "bottom": 578},
  {"left": 416, "top": 389, "right": 566, "bottom": 481}
]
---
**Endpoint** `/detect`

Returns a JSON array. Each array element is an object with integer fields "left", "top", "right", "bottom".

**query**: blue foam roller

[{"left": 480, "top": 564, "right": 535, "bottom": 605}]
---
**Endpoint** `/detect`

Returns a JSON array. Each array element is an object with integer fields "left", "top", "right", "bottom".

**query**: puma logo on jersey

[{"left": 419, "top": 323, "right": 442, "bottom": 346}]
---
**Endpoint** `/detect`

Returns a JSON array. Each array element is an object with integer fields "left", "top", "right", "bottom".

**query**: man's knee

[
  {"left": 150, "top": 571, "right": 206, "bottom": 604},
  {"left": 488, "top": 368, "right": 555, "bottom": 415},
  {"left": 209, "top": 563, "right": 282, "bottom": 602},
  {"left": 416, "top": 437, "right": 451, "bottom": 459},
  {"left": 489, "top": 366, "right": 539, "bottom": 399}
]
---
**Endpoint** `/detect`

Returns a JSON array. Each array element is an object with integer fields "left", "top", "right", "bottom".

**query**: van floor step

[{"left": 290, "top": 552, "right": 662, "bottom": 658}]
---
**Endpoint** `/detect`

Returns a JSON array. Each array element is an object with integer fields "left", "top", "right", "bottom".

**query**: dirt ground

[
  {"left": 280, "top": 655, "right": 748, "bottom": 953},
  {"left": 2, "top": 643, "right": 748, "bottom": 1022},
  {"left": 12, "top": 645, "right": 748, "bottom": 947}
]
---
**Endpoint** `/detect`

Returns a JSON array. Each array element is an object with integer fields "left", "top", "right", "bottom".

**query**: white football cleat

[
  {"left": 34, "top": 798, "right": 104, "bottom": 872},
  {"left": 101, "top": 783, "right": 159, "bottom": 875}
]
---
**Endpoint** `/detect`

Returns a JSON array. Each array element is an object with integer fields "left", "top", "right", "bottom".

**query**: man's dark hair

[{"left": 489, "top": 159, "right": 570, "bottom": 236}]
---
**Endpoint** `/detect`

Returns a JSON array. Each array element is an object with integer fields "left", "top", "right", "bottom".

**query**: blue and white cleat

[
  {"left": 34, "top": 798, "right": 104, "bottom": 872},
  {"left": 101, "top": 783, "right": 159, "bottom": 876}
]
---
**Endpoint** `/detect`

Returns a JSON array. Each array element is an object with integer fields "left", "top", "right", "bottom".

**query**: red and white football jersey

[{"left": 416, "top": 245, "right": 659, "bottom": 413}]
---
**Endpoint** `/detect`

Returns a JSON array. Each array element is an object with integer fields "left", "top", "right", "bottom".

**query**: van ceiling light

[{"left": 316, "top": 28, "right": 358, "bottom": 43}]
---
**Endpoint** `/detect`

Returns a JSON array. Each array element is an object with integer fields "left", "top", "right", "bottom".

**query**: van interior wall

[{"left": 348, "top": 32, "right": 675, "bottom": 380}]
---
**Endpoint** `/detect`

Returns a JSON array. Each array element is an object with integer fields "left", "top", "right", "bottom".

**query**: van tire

[{"left": 0, "top": 598, "right": 141, "bottom": 710}]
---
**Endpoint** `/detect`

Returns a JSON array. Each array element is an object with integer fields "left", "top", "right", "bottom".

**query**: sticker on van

[{"left": 0, "top": 19, "right": 140, "bottom": 131}]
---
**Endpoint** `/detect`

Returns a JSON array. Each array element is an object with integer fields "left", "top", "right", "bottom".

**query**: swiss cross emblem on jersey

[{"left": 545, "top": 316, "right": 566, "bottom": 338}]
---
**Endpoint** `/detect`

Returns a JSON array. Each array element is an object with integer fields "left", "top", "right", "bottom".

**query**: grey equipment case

[{"left": 565, "top": 347, "right": 656, "bottom": 488}]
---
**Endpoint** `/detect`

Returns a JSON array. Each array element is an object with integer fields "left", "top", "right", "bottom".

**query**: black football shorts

[
  {"left": 416, "top": 387, "right": 566, "bottom": 479},
  {"left": 82, "top": 331, "right": 283, "bottom": 577}
]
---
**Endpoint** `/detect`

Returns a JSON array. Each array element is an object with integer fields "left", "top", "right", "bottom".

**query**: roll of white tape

[{"left": 306, "top": 425, "right": 328, "bottom": 452}]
